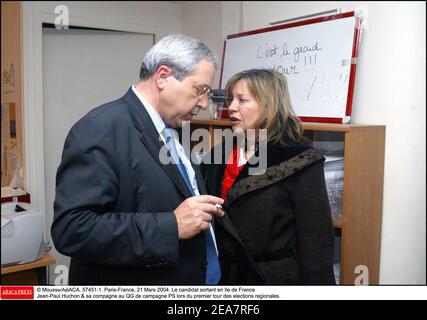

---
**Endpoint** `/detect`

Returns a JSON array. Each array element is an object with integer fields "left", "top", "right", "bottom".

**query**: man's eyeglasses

[{"left": 194, "top": 85, "right": 213, "bottom": 100}]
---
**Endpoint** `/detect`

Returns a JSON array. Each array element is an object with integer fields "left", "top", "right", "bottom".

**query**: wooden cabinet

[
  {"left": 1, "top": 252, "right": 56, "bottom": 285},
  {"left": 191, "top": 119, "right": 385, "bottom": 285}
]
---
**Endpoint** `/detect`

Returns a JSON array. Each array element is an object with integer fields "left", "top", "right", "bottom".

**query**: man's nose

[{"left": 198, "top": 94, "right": 210, "bottom": 110}]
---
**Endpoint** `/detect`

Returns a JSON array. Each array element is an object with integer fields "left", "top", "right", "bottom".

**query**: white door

[{"left": 42, "top": 27, "right": 153, "bottom": 284}]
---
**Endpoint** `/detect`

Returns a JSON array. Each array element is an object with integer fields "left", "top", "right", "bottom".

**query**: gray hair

[{"left": 139, "top": 34, "right": 218, "bottom": 81}]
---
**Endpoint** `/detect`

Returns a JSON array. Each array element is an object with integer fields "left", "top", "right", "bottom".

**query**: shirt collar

[{"left": 132, "top": 84, "right": 166, "bottom": 136}]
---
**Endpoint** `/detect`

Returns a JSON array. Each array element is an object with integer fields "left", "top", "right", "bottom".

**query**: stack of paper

[
  {"left": 324, "top": 156, "right": 344, "bottom": 221},
  {"left": 1, "top": 186, "right": 26, "bottom": 198}
]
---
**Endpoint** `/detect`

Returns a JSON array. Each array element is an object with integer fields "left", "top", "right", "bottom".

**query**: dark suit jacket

[{"left": 51, "top": 87, "right": 208, "bottom": 285}]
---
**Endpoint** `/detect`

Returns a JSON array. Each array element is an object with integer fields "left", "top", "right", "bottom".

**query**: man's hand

[{"left": 174, "top": 195, "right": 224, "bottom": 239}]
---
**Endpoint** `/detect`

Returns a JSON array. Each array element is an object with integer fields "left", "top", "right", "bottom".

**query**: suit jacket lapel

[
  {"left": 192, "top": 163, "right": 207, "bottom": 195},
  {"left": 123, "top": 88, "right": 193, "bottom": 199}
]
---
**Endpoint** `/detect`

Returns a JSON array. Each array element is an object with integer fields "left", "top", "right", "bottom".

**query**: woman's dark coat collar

[
  {"left": 225, "top": 147, "right": 324, "bottom": 207},
  {"left": 206, "top": 137, "right": 325, "bottom": 209}
]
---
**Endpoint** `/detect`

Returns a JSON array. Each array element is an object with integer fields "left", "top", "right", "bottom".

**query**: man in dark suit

[{"left": 51, "top": 34, "right": 224, "bottom": 285}]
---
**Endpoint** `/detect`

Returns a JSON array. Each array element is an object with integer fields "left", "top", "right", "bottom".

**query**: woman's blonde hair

[{"left": 225, "top": 69, "right": 304, "bottom": 145}]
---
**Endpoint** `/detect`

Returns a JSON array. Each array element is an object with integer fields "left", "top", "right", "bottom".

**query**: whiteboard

[{"left": 220, "top": 13, "right": 361, "bottom": 123}]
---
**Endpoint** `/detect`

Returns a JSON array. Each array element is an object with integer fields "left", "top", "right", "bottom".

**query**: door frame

[{"left": 22, "top": 2, "right": 158, "bottom": 220}]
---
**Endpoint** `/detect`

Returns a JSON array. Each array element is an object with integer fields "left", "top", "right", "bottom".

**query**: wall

[
  {"left": 181, "top": 1, "right": 222, "bottom": 118},
  {"left": 237, "top": 1, "right": 426, "bottom": 284},
  {"left": 182, "top": 1, "right": 244, "bottom": 118},
  {"left": 182, "top": 1, "right": 222, "bottom": 88}
]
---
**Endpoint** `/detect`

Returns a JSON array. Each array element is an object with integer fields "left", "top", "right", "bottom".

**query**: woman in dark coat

[{"left": 201, "top": 69, "right": 335, "bottom": 285}]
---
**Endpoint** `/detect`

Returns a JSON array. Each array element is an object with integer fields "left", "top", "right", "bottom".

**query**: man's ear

[{"left": 155, "top": 65, "right": 172, "bottom": 90}]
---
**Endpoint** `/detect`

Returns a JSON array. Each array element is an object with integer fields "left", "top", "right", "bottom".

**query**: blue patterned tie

[{"left": 163, "top": 127, "right": 221, "bottom": 285}]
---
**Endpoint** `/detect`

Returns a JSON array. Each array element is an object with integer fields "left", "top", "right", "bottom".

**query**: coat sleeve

[
  {"left": 51, "top": 116, "right": 178, "bottom": 268},
  {"left": 292, "top": 160, "right": 336, "bottom": 284}
]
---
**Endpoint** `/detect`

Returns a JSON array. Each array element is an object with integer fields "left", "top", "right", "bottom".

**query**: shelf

[
  {"left": 191, "top": 118, "right": 231, "bottom": 126},
  {"left": 191, "top": 118, "right": 385, "bottom": 133},
  {"left": 302, "top": 122, "right": 385, "bottom": 132},
  {"left": 1, "top": 251, "right": 55, "bottom": 275}
]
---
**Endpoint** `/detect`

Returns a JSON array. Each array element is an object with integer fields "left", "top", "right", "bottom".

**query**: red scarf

[{"left": 222, "top": 145, "right": 245, "bottom": 201}]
